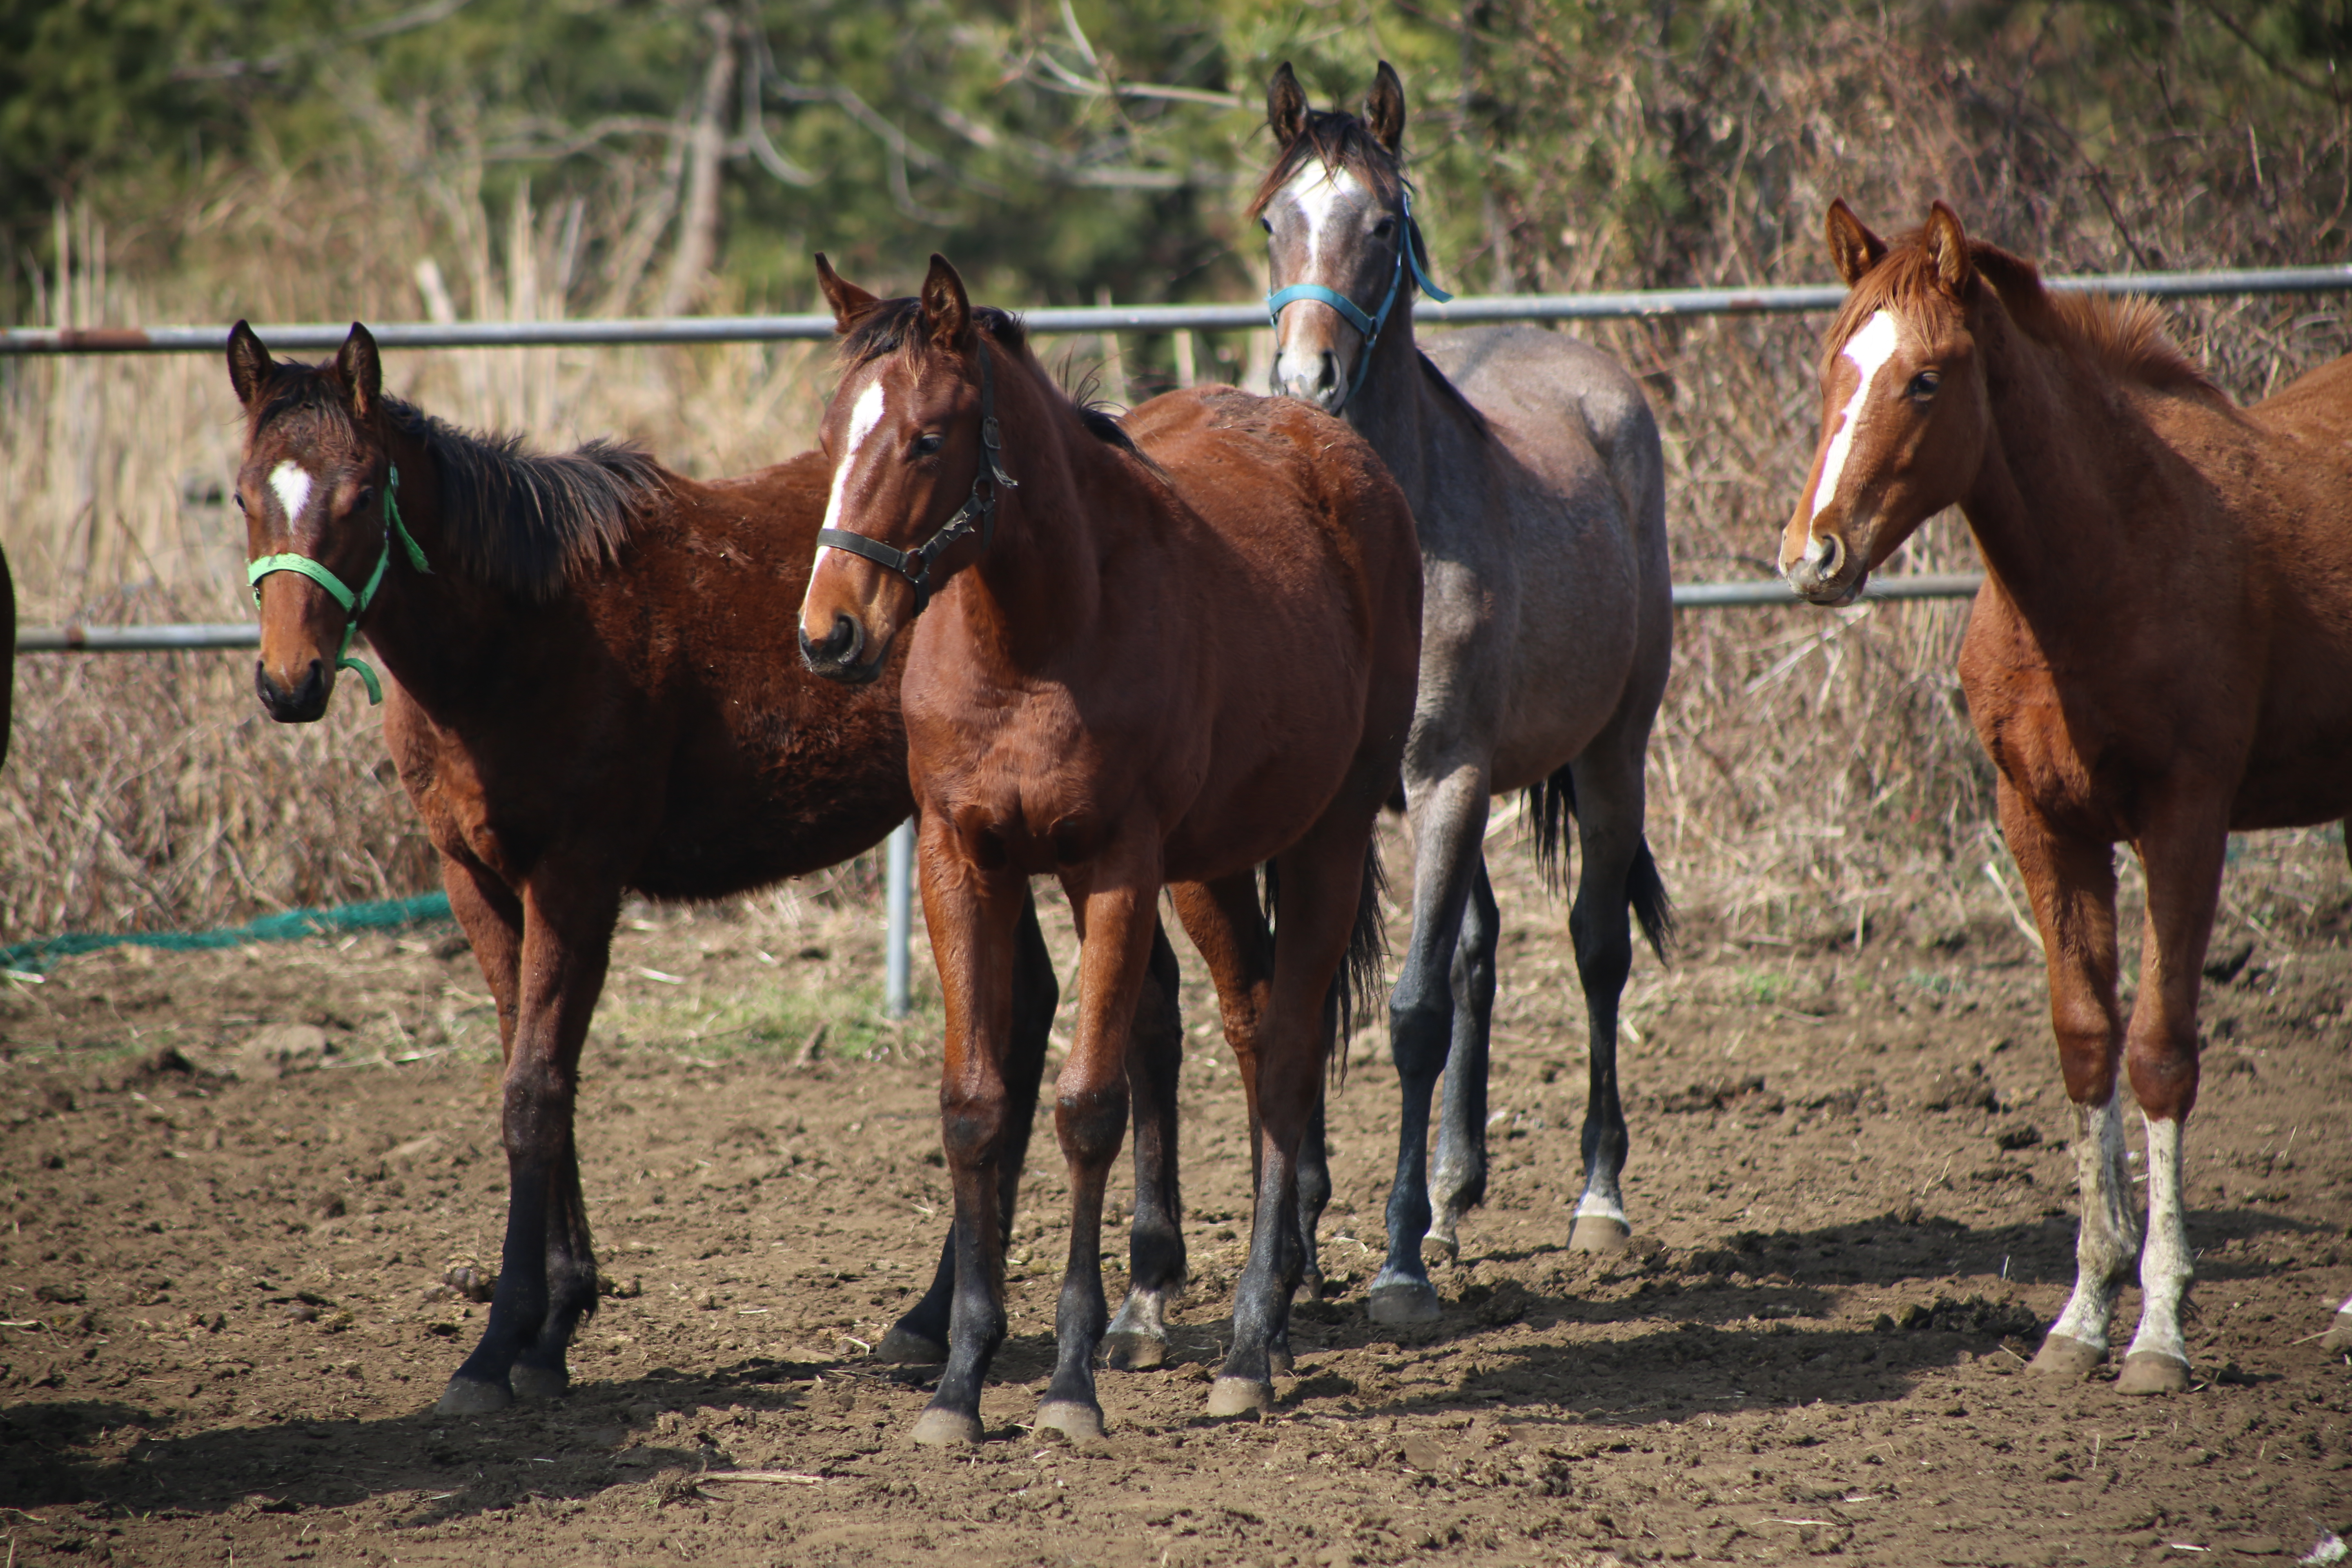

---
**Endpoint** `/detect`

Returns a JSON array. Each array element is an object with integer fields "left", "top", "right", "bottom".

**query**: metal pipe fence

[{"left": 4, "top": 264, "right": 2346, "bottom": 356}]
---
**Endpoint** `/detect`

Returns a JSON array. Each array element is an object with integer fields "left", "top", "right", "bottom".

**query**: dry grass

[{"left": 5, "top": 15, "right": 2351, "bottom": 949}]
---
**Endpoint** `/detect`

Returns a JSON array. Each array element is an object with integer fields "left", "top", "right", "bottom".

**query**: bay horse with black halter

[
  {"left": 1781, "top": 201, "right": 2352, "bottom": 1387},
  {"left": 1254, "top": 62, "right": 1674, "bottom": 1324},
  {"left": 798, "top": 254, "right": 1422, "bottom": 1442},
  {"left": 225, "top": 321, "right": 1181, "bottom": 1414}
]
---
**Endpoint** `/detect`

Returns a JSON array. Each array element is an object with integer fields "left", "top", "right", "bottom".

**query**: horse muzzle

[
  {"left": 798, "top": 612, "right": 889, "bottom": 686},
  {"left": 256, "top": 657, "right": 331, "bottom": 723},
  {"left": 1781, "top": 529, "right": 1866, "bottom": 608},
  {"left": 1274, "top": 346, "right": 1350, "bottom": 415}
]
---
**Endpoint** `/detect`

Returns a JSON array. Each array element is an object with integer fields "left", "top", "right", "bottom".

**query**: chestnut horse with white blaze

[
  {"left": 226, "top": 321, "right": 1178, "bottom": 1414},
  {"left": 798, "top": 255, "right": 1421, "bottom": 1442},
  {"left": 1781, "top": 201, "right": 2352, "bottom": 1387}
]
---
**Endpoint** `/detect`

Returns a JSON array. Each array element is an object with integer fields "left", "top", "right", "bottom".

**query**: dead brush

[{"left": 5, "top": 13, "right": 2351, "bottom": 947}]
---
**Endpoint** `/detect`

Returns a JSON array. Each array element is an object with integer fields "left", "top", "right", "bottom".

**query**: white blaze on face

[
  {"left": 1807, "top": 309, "right": 1902, "bottom": 524},
  {"left": 1281, "top": 162, "right": 1365, "bottom": 275},
  {"left": 814, "top": 379, "right": 891, "bottom": 570},
  {"left": 268, "top": 461, "right": 314, "bottom": 526}
]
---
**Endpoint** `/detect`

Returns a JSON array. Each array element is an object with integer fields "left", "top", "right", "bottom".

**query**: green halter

[{"left": 246, "top": 465, "right": 430, "bottom": 706}]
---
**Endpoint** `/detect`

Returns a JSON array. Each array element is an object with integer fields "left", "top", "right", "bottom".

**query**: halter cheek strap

[
  {"left": 1265, "top": 187, "right": 1454, "bottom": 407},
  {"left": 246, "top": 464, "right": 431, "bottom": 706},
  {"left": 816, "top": 341, "right": 1018, "bottom": 614}
]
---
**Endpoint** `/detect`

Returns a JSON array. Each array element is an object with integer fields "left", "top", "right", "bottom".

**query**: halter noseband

[
  {"left": 245, "top": 465, "right": 430, "bottom": 706},
  {"left": 816, "top": 340, "right": 1018, "bottom": 613},
  {"left": 1264, "top": 185, "right": 1454, "bottom": 408}
]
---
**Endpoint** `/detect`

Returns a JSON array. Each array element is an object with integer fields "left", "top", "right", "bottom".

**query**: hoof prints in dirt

[{"left": 2, "top": 886, "right": 2349, "bottom": 1564}]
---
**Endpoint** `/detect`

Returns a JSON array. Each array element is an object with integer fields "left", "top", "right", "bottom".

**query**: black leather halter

[{"left": 815, "top": 341, "right": 1018, "bottom": 613}]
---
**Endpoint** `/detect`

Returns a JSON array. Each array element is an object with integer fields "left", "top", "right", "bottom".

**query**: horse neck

[
  {"left": 943, "top": 366, "right": 1116, "bottom": 673},
  {"left": 1339, "top": 309, "right": 1446, "bottom": 511},
  {"left": 353, "top": 419, "right": 499, "bottom": 704},
  {"left": 1960, "top": 310, "right": 2183, "bottom": 637}
]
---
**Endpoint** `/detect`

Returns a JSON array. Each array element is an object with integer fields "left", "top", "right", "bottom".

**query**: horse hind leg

[
  {"left": 1561, "top": 751, "right": 1670, "bottom": 1255},
  {"left": 1211, "top": 826, "right": 1373, "bottom": 1418},
  {"left": 884, "top": 886, "right": 1058, "bottom": 1365},
  {"left": 1426, "top": 854, "right": 1497, "bottom": 1263},
  {"left": 1106, "top": 922, "right": 1187, "bottom": 1371}
]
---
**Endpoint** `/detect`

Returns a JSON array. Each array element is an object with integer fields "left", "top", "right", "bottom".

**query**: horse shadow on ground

[
  {"left": 0, "top": 1206, "right": 2327, "bottom": 1522},
  {"left": 0, "top": 1354, "right": 849, "bottom": 1528}
]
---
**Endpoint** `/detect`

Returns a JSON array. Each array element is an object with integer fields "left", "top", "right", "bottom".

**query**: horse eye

[
  {"left": 914, "top": 432, "right": 944, "bottom": 457},
  {"left": 232, "top": 490, "right": 248, "bottom": 514},
  {"left": 1909, "top": 370, "right": 1941, "bottom": 401},
  {"left": 1259, "top": 216, "right": 1273, "bottom": 234},
  {"left": 353, "top": 486, "right": 375, "bottom": 513},
  {"left": 1371, "top": 217, "right": 1395, "bottom": 238}
]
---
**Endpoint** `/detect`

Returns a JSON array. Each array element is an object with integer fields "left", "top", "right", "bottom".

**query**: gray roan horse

[{"left": 1255, "top": 62, "right": 1675, "bottom": 1323}]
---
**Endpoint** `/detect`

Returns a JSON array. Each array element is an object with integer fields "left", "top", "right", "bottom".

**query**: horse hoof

[
  {"left": 1102, "top": 1331, "right": 1166, "bottom": 1372},
  {"left": 2320, "top": 1310, "right": 2352, "bottom": 1354},
  {"left": 434, "top": 1376, "right": 511, "bottom": 1416},
  {"left": 2026, "top": 1333, "right": 2105, "bottom": 1378},
  {"left": 2116, "top": 1352, "right": 2191, "bottom": 1395},
  {"left": 1033, "top": 1400, "right": 1106, "bottom": 1443},
  {"left": 1367, "top": 1278, "right": 1441, "bottom": 1326},
  {"left": 1292, "top": 1273, "right": 1325, "bottom": 1305},
  {"left": 509, "top": 1364, "right": 570, "bottom": 1403},
  {"left": 1567, "top": 1216, "right": 1631, "bottom": 1254},
  {"left": 1205, "top": 1377, "right": 1274, "bottom": 1419},
  {"left": 910, "top": 1407, "right": 986, "bottom": 1446},
  {"left": 1419, "top": 1229, "right": 1459, "bottom": 1268},
  {"left": 1268, "top": 1347, "right": 1294, "bottom": 1378},
  {"left": 877, "top": 1326, "right": 949, "bottom": 1365}
]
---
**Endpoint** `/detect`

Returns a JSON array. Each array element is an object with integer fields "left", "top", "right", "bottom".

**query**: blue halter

[{"left": 1265, "top": 186, "right": 1454, "bottom": 407}]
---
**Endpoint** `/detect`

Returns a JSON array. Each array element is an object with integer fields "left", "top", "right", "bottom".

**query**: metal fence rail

[
  {"left": 4, "top": 265, "right": 2347, "bottom": 355},
  {"left": 12, "top": 572, "right": 1987, "bottom": 651}
]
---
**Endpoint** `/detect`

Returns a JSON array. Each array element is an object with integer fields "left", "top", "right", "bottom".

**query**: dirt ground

[{"left": 3, "top": 826, "right": 2350, "bottom": 1567}]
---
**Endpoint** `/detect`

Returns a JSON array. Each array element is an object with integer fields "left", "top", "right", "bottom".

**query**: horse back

[{"left": 407, "top": 449, "right": 910, "bottom": 899}]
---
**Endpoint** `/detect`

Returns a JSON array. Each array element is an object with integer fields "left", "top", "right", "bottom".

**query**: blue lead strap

[
  {"left": 245, "top": 464, "right": 430, "bottom": 706},
  {"left": 1265, "top": 187, "right": 1454, "bottom": 404}
]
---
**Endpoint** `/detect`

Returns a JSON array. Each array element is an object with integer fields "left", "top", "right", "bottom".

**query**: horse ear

[
  {"left": 920, "top": 253, "right": 972, "bottom": 351},
  {"left": 1267, "top": 62, "right": 1308, "bottom": 148},
  {"left": 334, "top": 323, "right": 381, "bottom": 421},
  {"left": 1823, "top": 199, "right": 1886, "bottom": 287},
  {"left": 814, "top": 252, "right": 880, "bottom": 334},
  {"left": 1924, "top": 201, "right": 1976, "bottom": 295},
  {"left": 1365, "top": 61, "right": 1406, "bottom": 154},
  {"left": 227, "top": 320, "right": 274, "bottom": 409}
]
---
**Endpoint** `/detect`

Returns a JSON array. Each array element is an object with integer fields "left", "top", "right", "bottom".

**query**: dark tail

[
  {"left": 1259, "top": 837, "right": 1391, "bottom": 1088},
  {"left": 1525, "top": 763, "right": 1673, "bottom": 964}
]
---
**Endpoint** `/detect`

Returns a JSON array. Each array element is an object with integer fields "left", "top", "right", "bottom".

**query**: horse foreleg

[
  {"left": 2116, "top": 807, "right": 2227, "bottom": 1395},
  {"left": 2001, "top": 786, "right": 2135, "bottom": 1380},
  {"left": 1106, "top": 922, "right": 1186, "bottom": 1371},
  {"left": 884, "top": 886, "right": 1056, "bottom": 1365},
  {"left": 1033, "top": 845, "right": 1160, "bottom": 1441},
  {"left": 440, "top": 863, "right": 614, "bottom": 1414},
  {"left": 1428, "top": 855, "right": 1497, "bottom": 1260},
  {"left": 1373, "top": 764, "right": 1488, "bottom": 1325},
  {"left": 913, "top": 834, "right": 1024, "bottom": 1446}
]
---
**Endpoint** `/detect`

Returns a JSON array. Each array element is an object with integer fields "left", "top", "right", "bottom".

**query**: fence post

[{"left": 885, "top": 816, "right": 915, "bottom": 1018}]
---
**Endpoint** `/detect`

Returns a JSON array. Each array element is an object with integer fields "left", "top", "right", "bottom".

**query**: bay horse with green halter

[
  {"left": 798, "top": 254, "right": 1421, "bottom": 1442},
  {"left": 1781, "top": 201, "right": 2352, "bottom": 1388},
  {"left": 225, "top": 321, "right": 1181, "bottom": 1414},
  {"left": 1254, "top": 62, "right": 1674, "bottom": 1325}
]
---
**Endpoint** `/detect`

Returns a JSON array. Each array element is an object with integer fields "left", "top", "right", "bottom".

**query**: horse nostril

[
  {"left": 1817, "top": 533, "right": 1846, "bottom": 578},
  {"left": 799, "top": 613, "right": 864, "bottom": 670}
]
